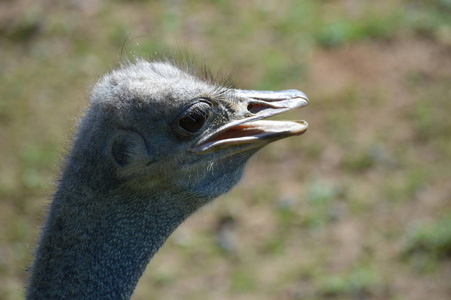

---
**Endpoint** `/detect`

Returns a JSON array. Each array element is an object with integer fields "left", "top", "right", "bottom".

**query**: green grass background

[{"left": 1, "top": 0, "right": 450, "bottom": 299}]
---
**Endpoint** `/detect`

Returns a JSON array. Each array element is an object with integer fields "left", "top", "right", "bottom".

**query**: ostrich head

[{"left": 79, "top": 59, "right": 308, "bottom": 207}]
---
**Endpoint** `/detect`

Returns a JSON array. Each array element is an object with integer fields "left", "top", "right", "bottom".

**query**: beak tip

[{"left": 290, "top": 89, "right": 309, "bottom": 104}]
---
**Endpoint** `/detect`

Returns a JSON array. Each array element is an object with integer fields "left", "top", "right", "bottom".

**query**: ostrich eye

[{"left": 178, "top": 102, "right": 211, "bottom": 133}]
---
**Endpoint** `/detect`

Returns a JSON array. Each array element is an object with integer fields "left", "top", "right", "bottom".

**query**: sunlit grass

[{"left": 403, "top": 214, "right": 451, "bottom": 271}]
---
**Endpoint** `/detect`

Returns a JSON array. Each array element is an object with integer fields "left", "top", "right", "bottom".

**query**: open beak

[{"left": 194, "top": 89, "right": 309, "bottom": 154}]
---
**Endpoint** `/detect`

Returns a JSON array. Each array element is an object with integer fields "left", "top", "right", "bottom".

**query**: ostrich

[{"left": 26, "top": 58, "right": 309, "bottom": 299}]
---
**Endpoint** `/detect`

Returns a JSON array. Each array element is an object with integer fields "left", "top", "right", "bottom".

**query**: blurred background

[{"left": 1, "top": 0, "right": 450, "bottom": 299}]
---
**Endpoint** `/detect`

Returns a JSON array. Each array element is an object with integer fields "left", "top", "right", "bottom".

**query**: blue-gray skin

[{"left": 26, "top": 59, "right": 309, "bottom": 299}]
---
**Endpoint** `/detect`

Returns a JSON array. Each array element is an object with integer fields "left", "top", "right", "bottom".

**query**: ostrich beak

[{"left": 194, "top": 89, "right": 309, "bottom": 153}]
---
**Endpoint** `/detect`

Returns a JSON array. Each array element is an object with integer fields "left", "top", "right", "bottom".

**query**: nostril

[{"left": 247, "top": 102, "right": 268, "bottom": 114}]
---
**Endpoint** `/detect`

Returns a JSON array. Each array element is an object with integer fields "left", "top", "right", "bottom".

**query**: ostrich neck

[{"left": 26, "top": 171, "right": 197, "bottom": 299}]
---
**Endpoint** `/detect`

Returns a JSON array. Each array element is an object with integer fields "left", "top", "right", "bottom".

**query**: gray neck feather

[{"left": 26, "top": 145, "right": 202, "bottom": 299}]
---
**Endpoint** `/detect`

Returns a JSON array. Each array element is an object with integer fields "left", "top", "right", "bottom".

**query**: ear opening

[{"left": 110, "top": 130, "right": 151, "bottom": 167}]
